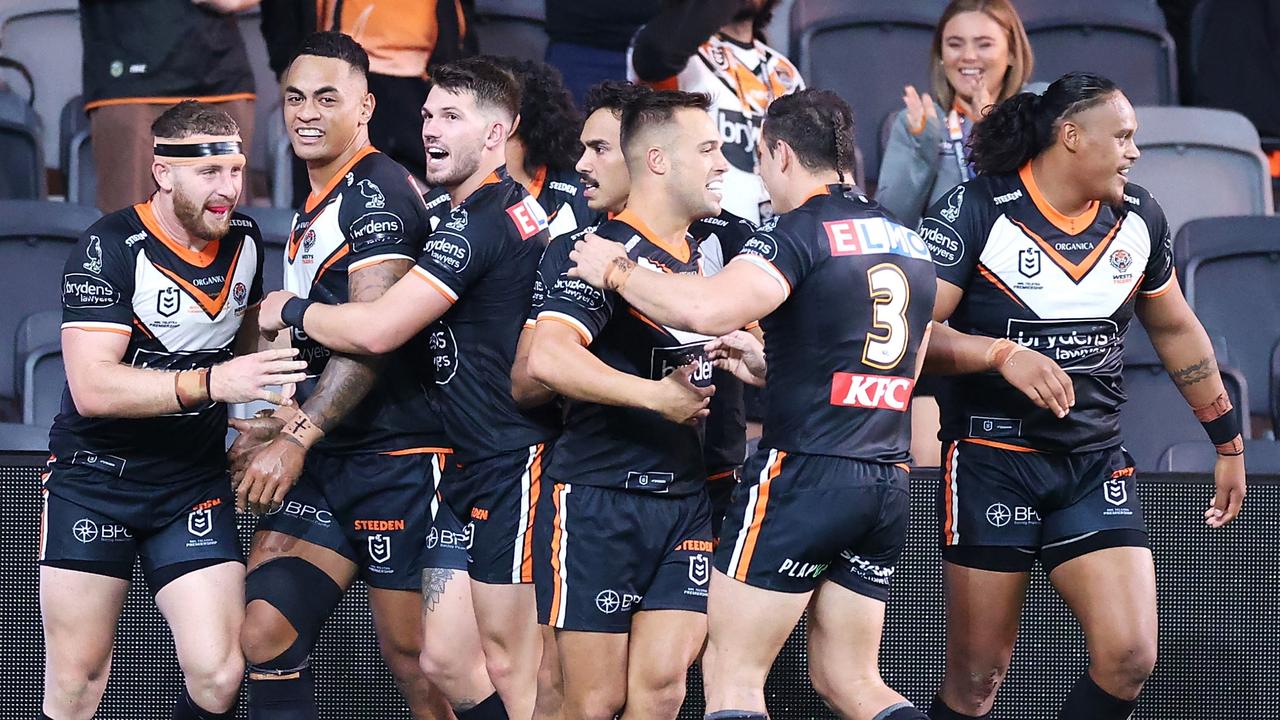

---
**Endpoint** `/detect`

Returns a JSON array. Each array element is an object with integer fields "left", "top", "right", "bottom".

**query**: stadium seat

[
  {"left": 58, "top": 96, "right": 95, "bottom": 206},
  {"left": 1272, "top": 341, "right": 1280, "bottom": 434},
  {"left": 0, "top": 0, "right": 81, "bottom": 171},
  {"left": 15, "top": 310, "right": 62, "bottom": 428},
  {"left": 789, "top": 0, "right": 947, "bottom": 186},
  {"left": 1120, "top": 333, "right": 1249, "bottom": 472},
  {"left": 1128, "top": 107, "right": 1272, "bottom": 237},
  {"left": 1180, "top": 216, "right": 1280, "bottom": 415},
  {"left": 1158, "top": 439, "right": 1280, "bottom": 474},
  {"left": 474, "top": 0, "right": 548, "bottom": 64},
  {"left": 265, "top": 106, "right": 293, "bottom": 208},
  {"left": 0, "top": 421, "right": 49, "bottom": 453},
  {"left": 0, "top": 201, "right": 100, "bottom": 418},
  {"left": 237, "top": 205, "right": 295, "bottom": 293},
  {"left": 1016, "top": 0, "right": 1177, "bottom": 106}
]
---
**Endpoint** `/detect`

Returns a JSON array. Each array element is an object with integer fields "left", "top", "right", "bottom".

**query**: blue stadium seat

[
  {"left": 789, "top": 0, "right": 947, "bottom": 186},
  {"left": 1181, "top": 216, "right": 1280, "bottom": 415},
  {"left": 475, "top": 0, "right": 548, "bottom": 64},
  {"left": 1120, "top": 334, "right": 1249, "bottom": 472},
  {"left": 0, "top": 0, "right": 81, "bottom": 171},
  {"left": 1016, "top": 0, "right": 1177, "bottom": 106},
  {"left": 236, "top": 8, "right": 280, "bottom": 186},
  {"left": 0, "top": 201, "right": 100, "bottom": 418},
  {"left": 1159, "top": 439, "right": 1280, "bottom": 474},
  {"left": 15, "top": 310, "right": 63, "bottom": 429},
  {"left": 1272, "top": 340, "right": 1280, "bottom": 434},
  {"left": 59, "top": 96, "right": 95, "bottom": 206},
  {"left": 1129, "top": 107, "right": 1272, "bottom": 237}
]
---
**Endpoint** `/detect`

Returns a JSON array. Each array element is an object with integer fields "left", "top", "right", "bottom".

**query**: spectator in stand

[
  {"left": 80, "top": 0, "right": 260, "bottom": 213},
  {"left": 545, "top": 0, "right": 660, "bottom": 107},
  {"left": 876, "top": 0, "right": 1034, "bottom": 228}
]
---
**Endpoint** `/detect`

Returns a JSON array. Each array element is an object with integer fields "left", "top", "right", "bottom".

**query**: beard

[
  {"left": 424, "top": 138, "right": 485, "bottom": 189},
  {"left": 173, "top": 185, "right": 233, "bottom": 242}
]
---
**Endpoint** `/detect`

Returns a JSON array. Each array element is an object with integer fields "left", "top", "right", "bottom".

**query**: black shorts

[
  {"left": 422, "top": 489, "right": 473, "bottom": 573},
  {"left": 938, "top": 440, "right": 1148, "bottom": 572},
  {"left": 40, "top": 463, "right": 240, "bottom": 582},
  {"left": 438, "top": 443, "right": 548, "bottom": 585},
  {"left": 255, "top": 448, "right": 447, "bottom": 590},
  {"left": 535, "top": 482, "right": 712, "bottom": 633},
  {"left": 715, "top": 448, "right": 909, "bottom": 602},
  {"left": 706, "top": 466, "right": 742, "bottom": 543}
]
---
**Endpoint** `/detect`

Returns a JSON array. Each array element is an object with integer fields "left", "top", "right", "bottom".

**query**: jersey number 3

[{"left": 863, "top": 263, "right": 909, "bottom": 370}]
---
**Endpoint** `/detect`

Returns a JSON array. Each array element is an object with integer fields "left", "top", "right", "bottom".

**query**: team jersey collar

[
  {"left": 304, "top": 144, "right": 380, "bottom": 214},
  {"left": 453, "top": 164, "right": 509, "bottom": 209},
  {"left": 614, "top": 208, "right": 692, "bottom": 263},
  {"left": 1018, "top": 162, "right": 1099, "bottom": 236}
]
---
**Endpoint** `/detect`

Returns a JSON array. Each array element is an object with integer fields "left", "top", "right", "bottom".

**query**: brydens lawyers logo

[{"left": 830, "top": 373, "right": 914, "bottom": 411}]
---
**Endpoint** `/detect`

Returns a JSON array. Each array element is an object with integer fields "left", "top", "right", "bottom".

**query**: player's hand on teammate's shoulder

[
  {"left": 258, "top": 290, "right": 298, "bottom": 338},
  {"left": 1206, "top": 452, "right": 1246, "bottom": 528},
  {"left": 235, "top": 434, "right": 307, "bottom": 515},
  {"left": 210, "top": 348, "right": 307, "bottom": 406},
  {"left": 706, "top": 331, "right": 766, "bottom": 387},
  {"left": 568, "top": 232, "right": 629, "bottom": 290},
  {"left": 993, "top": 343, "right": 1075, "bottom": 419},
  {"left": 649, "top": 363, "right": 715, "bottom": 426}
]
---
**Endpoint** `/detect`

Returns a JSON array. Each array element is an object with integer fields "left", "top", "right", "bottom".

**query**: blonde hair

[{"left": 929, "top": 0, "right": 1034, "bottom": 112}]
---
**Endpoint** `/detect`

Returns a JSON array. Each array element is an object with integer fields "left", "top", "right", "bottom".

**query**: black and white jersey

[
  {"left": 691, "top": 210, "right": 756, "bottom": 473},
  {"left": 285, "top": 146, "right": 445, "bottom": 454},
  {"left": 735, "top": 185, "right": 936, "bottom": 464},
  {"left": 426, "top": 165, "right": 591, "bottom": 243},
  {"left": 50, "top": 202, "right": 263, "bottom": 484},
  {"left": 920, "top": 166, "right": 1175, "bottom": 453}
]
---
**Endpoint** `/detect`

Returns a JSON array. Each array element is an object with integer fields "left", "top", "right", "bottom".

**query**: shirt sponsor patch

[
  {"left": 829, "top": 373, "right": 914, "bottom": 411},
  {"left": 423, "top": 232, "right": 472, "bottom": 274},
  {"left": 63, "top": 273, "right": 119, "bottom": 308},
  {"left": 507, "top": 196, "right": 549, "bottom": 240},
  {"left": 824, "top": 218, "right": 932, "bottom": 261}
]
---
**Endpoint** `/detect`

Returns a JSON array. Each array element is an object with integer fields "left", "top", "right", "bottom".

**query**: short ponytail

[{"left": 968, "top": 71, "right": 1120, "bottom": 176}]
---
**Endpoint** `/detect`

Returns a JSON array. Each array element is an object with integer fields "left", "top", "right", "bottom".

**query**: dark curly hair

[
  {"left": 487, "top": 56, "right": 583, "bottom": 175},
  {"left": 969, "top": 72, "right": 1119, "bottom": 176}
]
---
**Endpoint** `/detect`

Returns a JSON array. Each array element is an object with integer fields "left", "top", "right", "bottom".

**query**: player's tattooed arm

[
  {"left": 298, "top": 259, "right": 414, "bottom": 432},
  {"left": 1170, "top": 357, "right": 1216, "bottom": 388}
]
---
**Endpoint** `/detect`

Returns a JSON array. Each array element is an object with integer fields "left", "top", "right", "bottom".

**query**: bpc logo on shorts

[
  {"left": 985, "top": 503, "right": 1012, "bottom": 527},
  {"left": 73, "top": 518, "right": 99, "bottom": 543}
]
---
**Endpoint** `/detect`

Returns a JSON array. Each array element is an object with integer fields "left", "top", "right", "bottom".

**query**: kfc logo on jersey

[
  {"left": 368, "top": 534, "right": 392, "bottom": 564},
  {"left": 830, "top": 373, "right": 914, "bottom": 411},
  {"left": 83, "top": 236, "right": 104, "bottom": 273},
  {"left": 157, "top": 287, "right": 181, "bottom": 317},
  {"left": 507, "top": 197, "right": 550, "bottom": 240},
  {"left": 1018, "top": 248, "right": 1042, "bottom": 278},
  {"left": 359, "top": 179, "right": 385, "bottom": 208},
  {"left": 825, "top": 218, "right": 932, "bottom": 261}
]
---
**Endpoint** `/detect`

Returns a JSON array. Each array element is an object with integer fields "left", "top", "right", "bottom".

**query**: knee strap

[{"left": 245, "top": 557, "right": 344, "bottom": 672}]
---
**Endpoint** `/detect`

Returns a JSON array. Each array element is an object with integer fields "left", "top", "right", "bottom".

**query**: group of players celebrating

[{"left": 41, "top": 29, "right": 1245, "bottom": 720}]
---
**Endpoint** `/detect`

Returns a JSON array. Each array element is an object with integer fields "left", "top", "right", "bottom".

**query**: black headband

[{"left": 153, "top": 141, "right": 243, "bottom": 158}]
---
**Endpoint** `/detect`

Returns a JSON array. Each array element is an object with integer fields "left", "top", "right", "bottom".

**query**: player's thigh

[
  {"left": 471, "top": 579, "right": 539, "bottom": 642},
  {"left": 40, "top": 565, "right": 129, "bottom": 673},
  {"left": 369, "top": 586, "right": 426, "bottom": 659},
  {"left": 555, "top": 628, "right": 630, "bottom": 715},
  {"left": 155, "top": 560, "right": 245, "bottom": 671},
  {"left": 806, "top": 580, "right": 888, "bottom": 677},
  {"left": 941, "top": 560, "right": 1029, "bottom": 672},
  {"left": 628, "top": 609, "right": 706, "bottom": 689},
  {"left": 1049, "top": 545, "right": 1157, "bottom": 669},
  {"left": 704, "top": 569, "right": 810, "bottom": 682}
]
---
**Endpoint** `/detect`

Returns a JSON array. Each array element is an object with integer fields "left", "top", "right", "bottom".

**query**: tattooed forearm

[
  {"left": 423, "top": 567, "right": 455, "bottom": 614},
  {"left": 1171, "top": 357, "right": 1216, "bottom": 388},
  {"left": 301, "top": 258, "right": 414, "bottom": 432}
]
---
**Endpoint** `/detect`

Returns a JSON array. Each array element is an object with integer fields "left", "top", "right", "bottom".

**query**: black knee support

[{"left": 244, "top": 557, "right": 344, "bottom": 673}]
